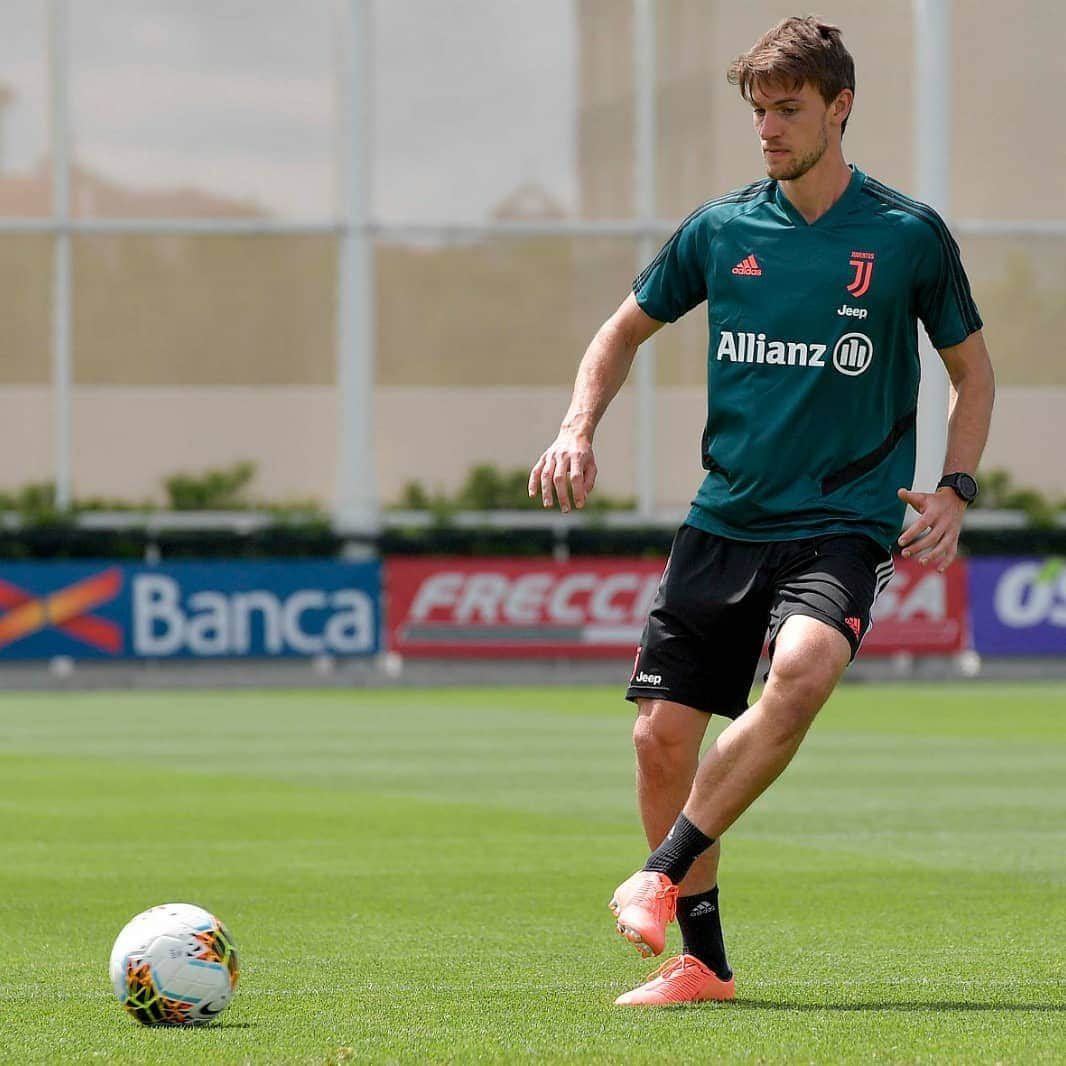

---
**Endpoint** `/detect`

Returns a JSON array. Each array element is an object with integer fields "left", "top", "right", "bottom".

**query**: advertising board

[
  {"left": 969, "top": 557, "right": 1066, "bottom": 655},
  {"left": 0, "top": 560, "right": 381, "bottom": 659},
  {"left": 386, "top": 557, "right": 664, "bottom": 657},
  {"left": 864, "top": 558, "right": 969, "bottom": 655},
  {"left": 387, "top": 556, "right": 970, "bottom": 658}
]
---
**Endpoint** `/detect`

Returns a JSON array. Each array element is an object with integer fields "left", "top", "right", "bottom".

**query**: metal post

[
  {"left": 48, "top": 0, "right": 72, "bottom": 511},
  {"left": 633, "top": 0, "right": 657, "bottom": 520},
  {"left": 913, "top": 0, "right": 951, "bottom": 493},
  {"left": 333, "top": 0, "right": 378, "bottom": 534}
]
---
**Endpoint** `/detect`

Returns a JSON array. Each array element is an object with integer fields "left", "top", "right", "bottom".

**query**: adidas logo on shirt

[{"left": 731, "top": 254, "right": 762, "bottom": 276}]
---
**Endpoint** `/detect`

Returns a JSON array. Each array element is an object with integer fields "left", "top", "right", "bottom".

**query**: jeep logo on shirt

[{"left": 832, "top": 332, "right": 874, "bottom": 376}]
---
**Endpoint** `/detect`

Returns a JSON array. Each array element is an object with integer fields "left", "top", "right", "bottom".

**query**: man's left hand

[{"left": 896, "top": 487, "right": 967, "bottom": 572}]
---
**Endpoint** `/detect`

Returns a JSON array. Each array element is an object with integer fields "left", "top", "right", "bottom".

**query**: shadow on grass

[
  {"left": 733, "top": 999, "right": 1065, "bottom": 1013},
  {"left": 143, "top": 1022, "right": 256, "bottom": 1030}
]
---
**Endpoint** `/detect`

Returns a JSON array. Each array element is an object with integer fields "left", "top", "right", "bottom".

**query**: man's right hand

[
  {"left": 528, "top": 431, "right": 598, "bottom": 513},
  {"left": 526, "top": 294, "right": 659, "bottom": 513}
]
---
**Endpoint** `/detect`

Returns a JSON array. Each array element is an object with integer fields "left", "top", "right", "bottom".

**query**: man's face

[{"left": 750, "top": 80, "right": 836, "bottom": 181}]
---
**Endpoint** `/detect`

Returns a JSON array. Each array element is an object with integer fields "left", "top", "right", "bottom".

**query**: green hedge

[
  {"left": 1, "top": 521, "right": 1063, "bottom": 561},
  {"left": 0, "top": 461, "right": 1061, "bottom": 559}
]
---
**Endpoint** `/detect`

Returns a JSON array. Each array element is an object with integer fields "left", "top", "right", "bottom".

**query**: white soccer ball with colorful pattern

[{"left": 109, "top": 903, "right": 240, "bottom": 1025}]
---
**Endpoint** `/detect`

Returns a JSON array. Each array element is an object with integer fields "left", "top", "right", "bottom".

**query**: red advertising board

[
  {"left": 864, "top": 558, "right": 969, "bottom": 654},
  {"left": 386, "top": 557, "right": 664, "bottom": 658},
  {"left": 385, "top": 556, "right": 970, "bottom": 658}
]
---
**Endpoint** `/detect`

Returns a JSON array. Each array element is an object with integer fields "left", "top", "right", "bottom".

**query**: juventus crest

[{"left": 847, "top": 251, "right": 875, "bottom": 298}]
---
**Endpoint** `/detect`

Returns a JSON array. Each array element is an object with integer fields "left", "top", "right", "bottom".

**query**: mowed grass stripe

[{"left": 0, "top": 685, "right": 1063, "bottom": 1064}]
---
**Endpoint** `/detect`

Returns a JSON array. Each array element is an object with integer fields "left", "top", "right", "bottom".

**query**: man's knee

[
  {"left": 632, "top": 701, "right": 704, "bottom": 778},
  {"left": 764, "top": 617, "right": 851, "bottom": 730},
  {"left": 767, "top": 650, "right": 833, "bottom": 712}
]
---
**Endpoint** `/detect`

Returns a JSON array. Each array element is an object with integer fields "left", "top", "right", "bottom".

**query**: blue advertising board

[
  {"left": 0, "top": 560, "right": 381, "bottom": 660},
  {"left": 969, "top": 557, "right": 1066, "bottom": 656}
]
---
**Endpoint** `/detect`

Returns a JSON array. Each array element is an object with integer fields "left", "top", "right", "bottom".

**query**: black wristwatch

[{"left": 937, "top": 472, "right": 979, "bottom": 504}]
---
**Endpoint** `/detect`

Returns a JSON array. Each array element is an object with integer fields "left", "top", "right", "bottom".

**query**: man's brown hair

[{"left": 727, "top": 16, "right": 856, "bottom": 134}]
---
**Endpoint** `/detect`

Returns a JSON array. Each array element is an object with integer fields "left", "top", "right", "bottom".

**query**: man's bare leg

[
  {"left": 625, "top": 699, "right": 730, "bottom": 982},
  {"left": 632, "top": 699, "right": 719, "bottom": 895},
  {"left": 681, "top": 615, "right": 851, "bottom": 839},
  {"left": 613, "top": 616, "right": 851, "bottom": 963},
  {"left": 632, "top": 614, "right": 850, "bottom": 900}
]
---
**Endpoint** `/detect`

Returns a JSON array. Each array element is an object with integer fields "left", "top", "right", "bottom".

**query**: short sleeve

[
  {"left": 632, "top": 212, "right": 709, "bottom": 324},
  {"left": 913, "top": 212, "right": 983, "bottom": 350}
]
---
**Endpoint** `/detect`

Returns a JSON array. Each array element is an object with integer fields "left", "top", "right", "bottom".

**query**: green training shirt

[{"left": 633, "top": 165, "right": 982, "bottom": 551}]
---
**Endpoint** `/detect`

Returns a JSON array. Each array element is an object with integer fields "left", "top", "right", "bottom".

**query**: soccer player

[{"left": 529, "top": 17, "right": 995, "bottom": 1006}]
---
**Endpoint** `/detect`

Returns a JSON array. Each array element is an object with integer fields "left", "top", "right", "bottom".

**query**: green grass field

[{"left": 1, "top": 682, "right": 1064, "bottom": 1064}]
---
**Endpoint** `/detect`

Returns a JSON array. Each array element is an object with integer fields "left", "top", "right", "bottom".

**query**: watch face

[{"left": 956, "top": 473, "right": 978, "bottom": 501}]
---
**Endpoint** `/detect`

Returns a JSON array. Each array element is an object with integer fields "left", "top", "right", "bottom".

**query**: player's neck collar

[{"left": 774, "top": 164, "right": 866, "bottom": 229}]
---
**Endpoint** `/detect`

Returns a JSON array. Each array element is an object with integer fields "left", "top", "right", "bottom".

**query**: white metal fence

[{"left": 0, "top": 1, "right": 1062, "bottom": 533}]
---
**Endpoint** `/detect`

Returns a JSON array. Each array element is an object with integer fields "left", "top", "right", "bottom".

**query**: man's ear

[{"left": 832, "top": 89, "right": 854, "bottom": 127}]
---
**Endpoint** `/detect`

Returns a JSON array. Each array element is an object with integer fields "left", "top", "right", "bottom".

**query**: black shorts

[{"left": 626, "top": 525, "right": 894, "bottom": 719}]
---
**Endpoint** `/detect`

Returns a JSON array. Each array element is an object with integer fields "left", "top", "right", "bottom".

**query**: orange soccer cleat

[
  {"left": 614, "top": 954, "right": 736, "bottom": 1006},
  {"left": 608, "top": 870, "right": 678, "bottom": 958}
]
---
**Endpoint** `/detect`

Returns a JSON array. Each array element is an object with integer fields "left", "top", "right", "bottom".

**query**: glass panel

[
  {"left": 71, "top": 236, "right": 337, "bottom": 507},
  {"left": 377, "top": 235, "right": 636, "bottom": 386},
  {"left": 654, "top": 3, "right": 1063, "bottom": 222},
  {"left": 654, "top": 301, "right": 708, "bottom": 387},
  {"left": 0, "top": 234, "right": 52, "bottom": 496},
  {"left": 960, "top": 233, "right": 1066, "bottom": 387},
  {"left": 373, "top": 0, "right": 630, "bottom": 222},
  {"left": 0, "top": 2, "right": 49, "bottom": 217},
  {"left": 0, "top": 236, "right": 52, "bottom": 384},
  {"left": 953, "top": 5, "right": 1066, "bottom": 222},
  {"left": 656, "top": 1, "right": 915, "bottom": 220},
  {"left": 72, "top": 376, "right": 338, "bottom": 509},
  {"left": 72, "top": 234, "right": 336, "bottom": 385},
  {"left": 70, "top": 0, "right": 335, "bottom": 220},
  {"left": 575, "top": 0, "right": 634, "bottom": 220},
  {"left": 376, "top": 235, "right": 642, "bottom": 509},
  {"left": 654, "top": 0, "right": 716, "bottom": 221}
]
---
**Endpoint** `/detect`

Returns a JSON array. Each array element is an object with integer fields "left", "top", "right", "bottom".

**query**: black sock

[
  {"left": 677, "top": 886, "right": 731, "bottom": 979},
  {"left": 642, "top": 812, "right": 715, "bottom": 885}
]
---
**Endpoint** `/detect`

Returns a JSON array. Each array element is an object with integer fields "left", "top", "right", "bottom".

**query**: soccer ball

[{"left": 109, "top": 903, "right": 240, "bottom": 1025}]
